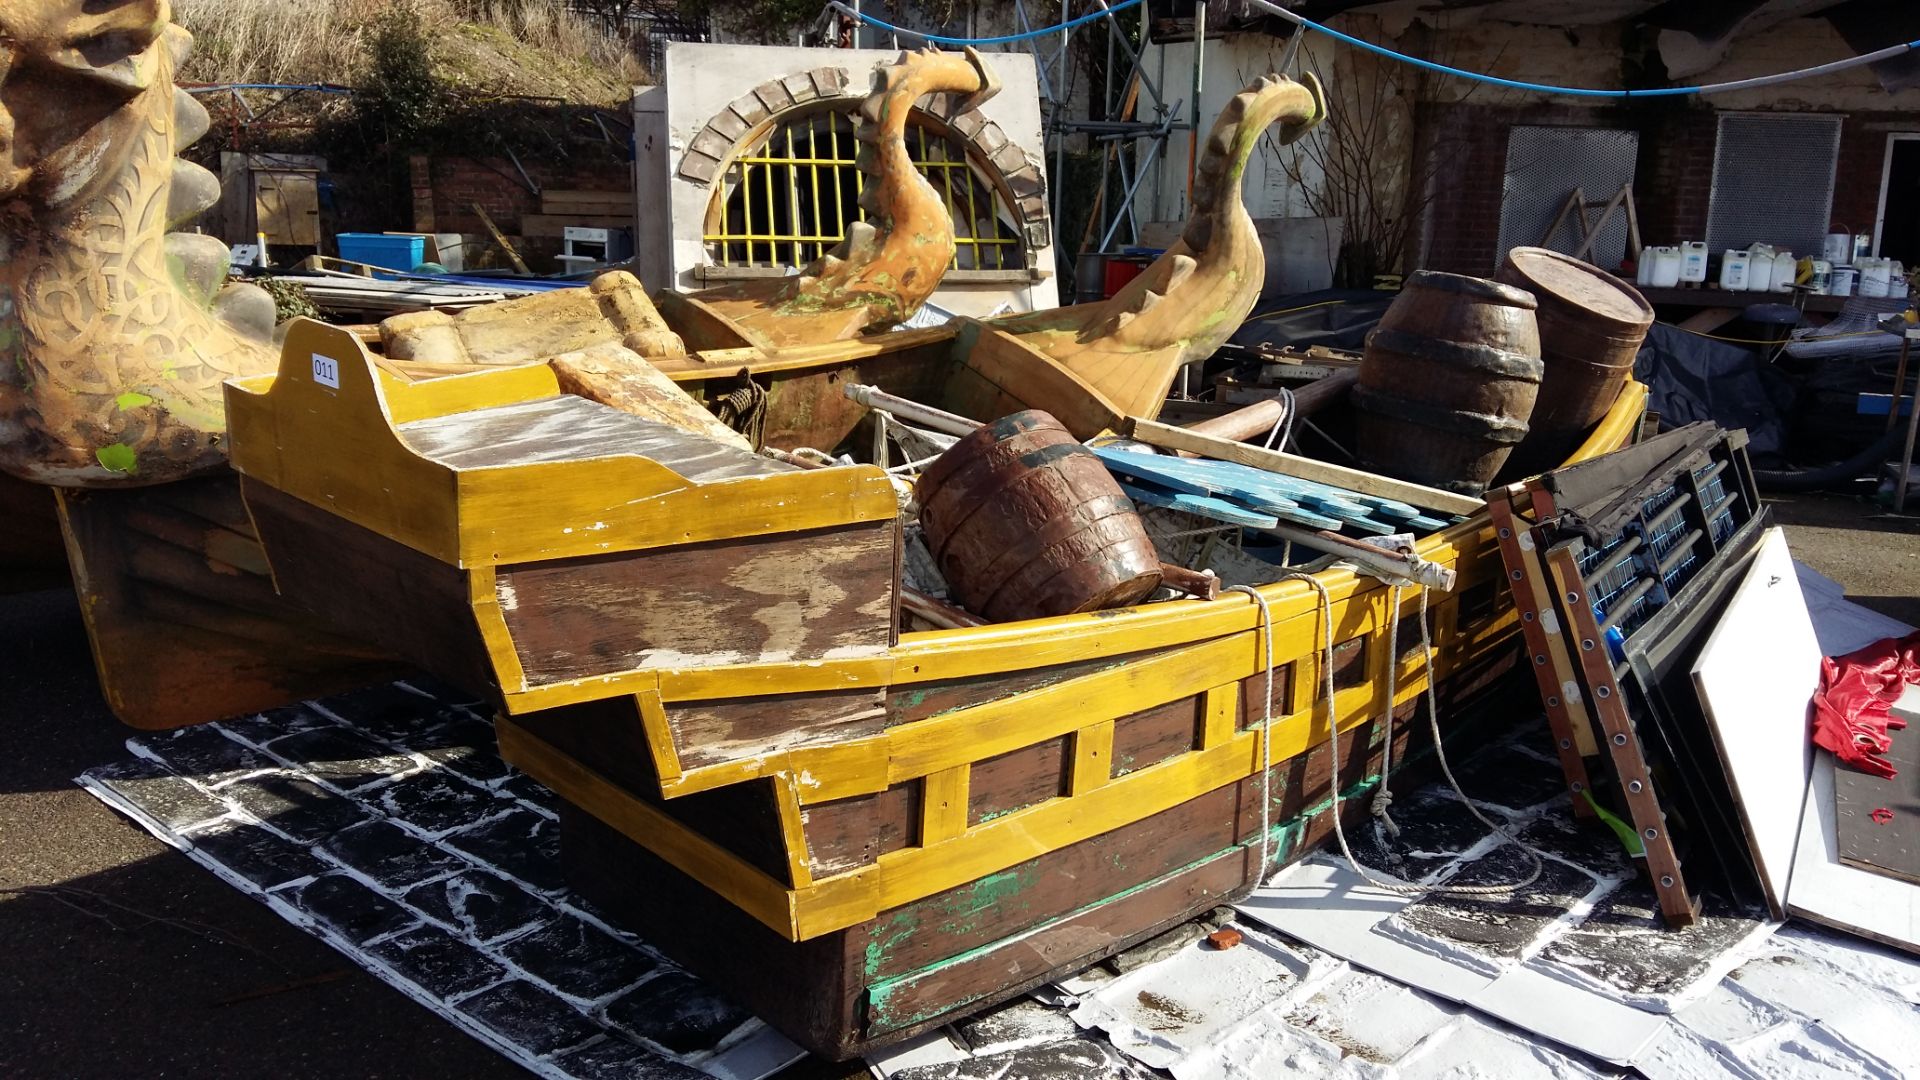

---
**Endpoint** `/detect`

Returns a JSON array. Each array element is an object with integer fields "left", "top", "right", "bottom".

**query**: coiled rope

[{"left": 1231, "top": 564, "right": 1544, "bottom": 897}]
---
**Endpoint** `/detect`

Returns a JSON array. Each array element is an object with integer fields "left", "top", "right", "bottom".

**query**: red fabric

[{"left": 1812, "top": 631, "right": 1920, "bottom": 778}]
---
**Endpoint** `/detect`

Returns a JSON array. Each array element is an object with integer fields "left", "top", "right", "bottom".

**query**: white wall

[{"left": 636, "top": 41, "right": 1058, "bottom": 317}]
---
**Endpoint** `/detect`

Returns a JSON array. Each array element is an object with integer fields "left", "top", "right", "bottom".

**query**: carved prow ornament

[
  {"left": 692, "top": 47, "right": 1003, "bottom": 346},
  {"left": 0, "top": 1, "right": 278, "bottom": 487},
  {"left": 998, "top": 72, "right": 1325, "bottom": 419}
]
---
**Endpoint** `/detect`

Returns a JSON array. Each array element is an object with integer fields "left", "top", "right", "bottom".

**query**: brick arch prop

[{"left": 677, "top": 65, "right": 1050, "bottom": 249}]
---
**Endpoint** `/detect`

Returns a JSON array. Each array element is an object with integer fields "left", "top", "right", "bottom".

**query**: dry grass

[{"left": 173, "top": 0, "right": 645, "bottom": 94}]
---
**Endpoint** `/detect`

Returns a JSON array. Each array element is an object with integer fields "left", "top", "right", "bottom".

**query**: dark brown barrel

[
  {"left": 916, "top": 411, "right": 1161, "bottom": 622},
  {"left": 1497, "top": 247, "right": 1654, "bottom": 477},
  {"left": 1352, "top": 271, "right": 1543, "bottom": 495}
]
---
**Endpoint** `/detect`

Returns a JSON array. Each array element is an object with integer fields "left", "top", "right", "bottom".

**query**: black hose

[{"left": 1754, "top": 426, "right": 1904, "bottom": 492}]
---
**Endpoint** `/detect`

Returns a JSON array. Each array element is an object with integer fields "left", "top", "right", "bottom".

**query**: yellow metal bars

[{"left": 706, "top": 110, "right": 1021, "bottom": 271}]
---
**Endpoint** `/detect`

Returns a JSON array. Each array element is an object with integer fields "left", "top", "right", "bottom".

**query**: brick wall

[
  {"left": 1413, "top": 101, "right": 1643, "bottom": 277},
  {"left": 1412, "top": 101, "right": 1888, "bottom": 275},
  {"left": 1631, "top": 107, "right": 1718, "bottom": 246},
  {"left": 1833, "top": 114, "right": 1907, "bottom": 239},
  {"left": 422, "top": 156, "right": 634, "bottom": 235}
]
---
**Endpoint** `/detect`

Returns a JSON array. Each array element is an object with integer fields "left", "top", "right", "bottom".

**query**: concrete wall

[{"left": 635, "top": 41, "right": 1058, "bottom": 317}]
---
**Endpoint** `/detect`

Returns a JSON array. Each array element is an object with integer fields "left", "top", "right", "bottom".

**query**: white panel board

[
  {"left": 1787, "top": 753, "right": 1920, "bottom": 955},
  {"left": 1691, "top": 528, "right": 1820, "bottom": 918}
]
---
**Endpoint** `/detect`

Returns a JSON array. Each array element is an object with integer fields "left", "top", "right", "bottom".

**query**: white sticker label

[
  {"left": 311, "top": 353, "right": 340, "bottom": 389},
  {"left": 1561, "top": 680, "right": 1583, "bottom": 705},
  {"left": 1540, "top": 610, "right": 1560, "bottom": 635},
  {"left": 1517, "top": 531, "right": 1535, "bottom": 551}
]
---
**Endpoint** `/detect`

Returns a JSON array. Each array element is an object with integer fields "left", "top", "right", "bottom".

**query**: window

[
  {"left": 1706, "top": 112, "right": 1842, "bottom": 255},
  {"left": 703, "top": 107, "right": 1024, "bottom": 276}
]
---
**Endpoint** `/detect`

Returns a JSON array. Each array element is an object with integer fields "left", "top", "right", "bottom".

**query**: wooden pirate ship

[
  {"left": 222, "top": 312, "right": 1645, "bottom": 1057},
  {"left": 2, "top": 11, "right": 1654, "bottom": 1058}
]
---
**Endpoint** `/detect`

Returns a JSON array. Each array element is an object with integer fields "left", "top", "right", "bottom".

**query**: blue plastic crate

[{"left": 336, "top": 233, "right": 425, "bottom": 273}]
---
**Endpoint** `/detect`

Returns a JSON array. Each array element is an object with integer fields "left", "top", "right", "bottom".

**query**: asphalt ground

[{"left": 2, "top": 491, "right": 1915, "bottom": 1078}]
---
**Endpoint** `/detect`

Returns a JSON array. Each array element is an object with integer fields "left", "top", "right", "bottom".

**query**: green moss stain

[
  {"left": 114, "top": 391, "right": 154, "bottom": 411},
  {"left": 862, "top": 864, "right": 1036, "bottom": 980},
  {"left": 94, "top": 443, "right": 138, "bottom": 474}
]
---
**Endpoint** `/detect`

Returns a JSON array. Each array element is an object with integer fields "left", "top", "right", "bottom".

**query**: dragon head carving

[{"left": 0, "top": 1, "right": 277, "bottom": 488}]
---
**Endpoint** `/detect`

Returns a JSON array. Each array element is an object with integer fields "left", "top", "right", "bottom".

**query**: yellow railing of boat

[{"left": 497, "top": 381, "right": 1652, "bottom": 942}]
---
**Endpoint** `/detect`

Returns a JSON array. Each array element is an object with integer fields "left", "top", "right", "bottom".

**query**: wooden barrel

[
  {"left": 917, "top": 411, "right": 1161, "bottom": 622},
  {"left": 1497, "top": 247, "right": 1654, "bottom": 477},
  {"left": 1352, "top": 271, "right": 1543, "bottom": 494}
]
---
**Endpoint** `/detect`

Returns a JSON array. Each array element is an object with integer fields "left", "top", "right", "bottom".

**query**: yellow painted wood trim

[
  {"left": 383, "top": 361, "right": 562, "bottom": 425},
  {"left": 466, "top": 565, "right": 528, "bottom": 694},
  {"left": 224, "top": 320, "right": 463, "bottom": 563},
  {"left": 1201, "top": 683, "right": 1238, "bottom": 748},
  {"left": 788, "top": 737, "right": 891, "bottom": 805},
  {"left": 506, "top": 654, "right": 899, "bottom": 715},
  {"left": 881, "top": 633, "right": 1249, "bottom": 787},
  {"left": 920, "top": 766, "right": 971, "bottom": 845},
  {"left": 772, "top": 774, "right": 815, "bottom": 889},
  {"left": 1070, "top": 721, "right": 1115, "bottom": 796},
  {"left": 494, "top": 715, "right": 799, "bottom": 939},
  {"left": 456, "top": 461, "right": 899, "bottom": 567},
  {"left": 654, "top": 325, "right": 955, "bottom": 380},
  {"left": 1569, "top": 381, "right": 1648, "bottom": 466},
  {"left": 634, "top": 687, "right": 683, "bottom": 784}
]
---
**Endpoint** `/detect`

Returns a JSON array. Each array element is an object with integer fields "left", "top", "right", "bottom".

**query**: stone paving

[
  {"left": 81, "top": 680, "right": 1920, "bottom": 1080},
  {"left": 79, "top": 680, "right": 797, "bottom": 1080}
]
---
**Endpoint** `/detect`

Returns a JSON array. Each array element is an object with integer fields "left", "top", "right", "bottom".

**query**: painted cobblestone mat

[
  {"left": 81, "top": 681, "right": 1920, "bottom": 1080},
  {"left": 77, "top": 680, "right": 801, "bottom": 1080}
]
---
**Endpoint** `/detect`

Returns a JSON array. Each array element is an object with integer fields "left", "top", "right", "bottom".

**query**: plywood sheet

[{"left": 1691, "top": 527, "right": 1820, "bottom": 918}]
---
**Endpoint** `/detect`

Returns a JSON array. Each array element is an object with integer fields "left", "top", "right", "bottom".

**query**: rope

[
  {"left": 828, "top": 0, "right": 1143, "bottom": 46},
  {"left": 1246, "top": 298, "right": 1349, "bottom": 322},
  {"left": 1236, "top": 569, "right": 1545, "bottom": 897},
  {"left": 712, "top": 373, "right": 769, "bottom": 450},
  {"left": 1263, "top": 387, "right": 1297, "bottom": 451},
  {"left": 1246, "top": 0, "right": 1920, "bottom": 100},
  {"left": 1668, "top": 324, "right": 1888, "bottom": 345},
  {"left": 1226, "top": 585, "right": 1279, "bottom": 883}
]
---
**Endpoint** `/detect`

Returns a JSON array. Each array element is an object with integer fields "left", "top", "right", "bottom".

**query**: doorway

[{"left": 1874, "top": 134, "right": 1920, "bottom": 264}]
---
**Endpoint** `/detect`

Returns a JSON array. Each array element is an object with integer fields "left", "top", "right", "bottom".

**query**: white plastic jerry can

[
  {"left": 1772, "top": 251, "right": 1796, "bottom": 292},
  {"left": 1680, "top": 241, "right": 1709, "bottom": 282},
  {"left": 1720, "top": 249, "right": 1751, "bottom": 291}
]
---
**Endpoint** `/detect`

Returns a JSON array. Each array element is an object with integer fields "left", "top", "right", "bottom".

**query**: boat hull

[
  {"left": 53, "top": 473, "right": 400, "bottom": 729},
  {"left": 541, "top": 646, "right": 1528, "bottom": 1059}
]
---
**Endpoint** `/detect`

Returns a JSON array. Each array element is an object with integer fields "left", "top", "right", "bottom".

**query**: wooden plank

[
  {"left": 967, "top": 739, "right": 1068, "bottom": 825},
  {"left": 53, "top": 478, "right": 398, "bottom": 729},
  {"left": 495, "top": 521, "right": 896, "bottom": 682},
  {"left": 920, "top": 766, "right": 971, "bottom": 844},
  {"left": 241, "top": 480, "right": 496, "bottom": 696},
  {"left": 1071, "top": 721, "right": 1116, "bottom": 794},
  {"left": 1116, "top": 478, "right": 1280, "bottom": 527},
  {"left": 1202, "top": 683, "right": 1240, "bottom": 748},
  {"left": 1126, "top": 417, "right": 1484, "bottom": 516},
  {"left": 946, "top": 322, "right": 1126, "bottom": 441},
  {"left": 1109, "top": 698, "right": 1198, "bottom": 778},
  {"left": 805, "top": 785, "right": 918, "bottom": 876},
  {"left": 1691, "top": 527, "right": 1820, "bottom": 917},
  {"left": 496, "top": 715, "right": 799, "bottom": 935}
]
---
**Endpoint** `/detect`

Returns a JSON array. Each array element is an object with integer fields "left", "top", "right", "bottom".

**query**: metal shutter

[
  {"left": 1706, "top": 112, "right": 1842, "bottom": 256},
  {"left": 1497, "top": 126, "right": 1641, "bottom": 273}
]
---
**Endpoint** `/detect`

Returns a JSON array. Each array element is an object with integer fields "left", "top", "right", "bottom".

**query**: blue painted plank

[
  {"left": 1116, "top": 479, "right": 1279, "bottom": 528},
  {"left": 1092, "top": 449, "right": 1222, "bottom": 498}
]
